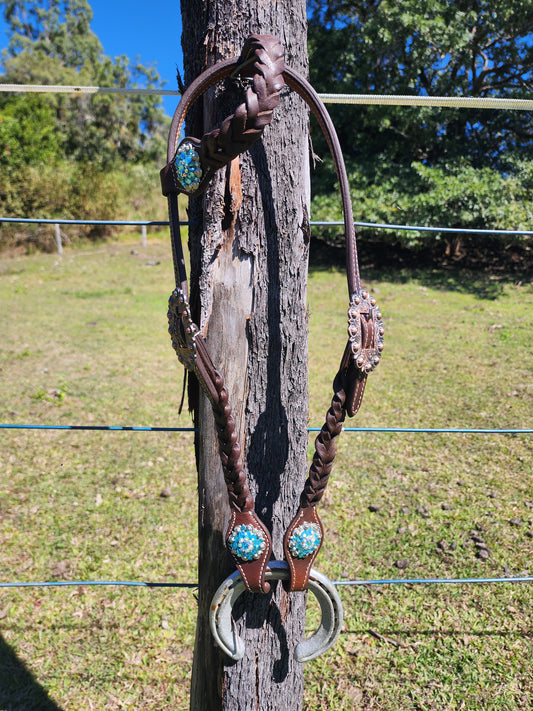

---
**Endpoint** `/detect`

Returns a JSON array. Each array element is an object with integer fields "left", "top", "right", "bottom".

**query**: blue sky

[{"left": 0, "top": 0, "right": 184, "bottom": 116}]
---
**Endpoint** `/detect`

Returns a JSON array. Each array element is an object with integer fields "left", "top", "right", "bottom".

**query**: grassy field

[{"left": 0, "top": 236, "right": 532, "bottom": 710}]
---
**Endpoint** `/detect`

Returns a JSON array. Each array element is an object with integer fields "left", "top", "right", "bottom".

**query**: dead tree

[{"left": 179, "top": 1, "right": 309, "bottom": 709}]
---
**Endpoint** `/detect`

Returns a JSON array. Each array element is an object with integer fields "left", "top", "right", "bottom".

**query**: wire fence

[
  {"left": 1, "top": 85, "right": 532, "bottom": 604},
  {"left": 1, "top": 423, "right": 532, "bottom": 434},
  {"left": 0, "top": 216, "right": 168, "bottom": 251},
  {"left": 3, "top": 215, "right": 533, "bottom": 235},
  {"left": 1, "top": 575, "right": 533, "bottom": 590},
  {"left": 2, "top": 216, "right": 533, "bottom": 256}
]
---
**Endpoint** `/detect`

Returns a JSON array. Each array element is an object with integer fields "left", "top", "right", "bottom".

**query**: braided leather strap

[
  {"left": 212, "top": 373, "right": 273, "bottom": 594},
  {"left": 283, "top": 324, "right": 377, "bottom": 590},
  {"left": 301, "top": 389, "right": 347, "bottom": 510},
  {"left": 200, "top": 35, "right": 285, "bottom": 171},
  {"left": 161, "top": 35, "right": 284, "bottom": 198},
  {"left": 211, "top": 376, "right": 253, "bottom": 512},
  {"left": 283, "top": 353, "right": 352, "bottom": 591},
  {"left": 195, "top": 335, "right": 273, "bottom": 594}
]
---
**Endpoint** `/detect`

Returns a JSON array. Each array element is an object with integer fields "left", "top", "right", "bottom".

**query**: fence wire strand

[
  {"left": 2, "top": 83, "right": 533, "bottom": 111},
  {"left": 1, "top": 424, "right": 531, "bottom": 434},
  {"left": 1, "top": 576, "right": 532, "bottom": 590},
  {"left": 2, "top": 216, "right": 533, "bottom": 237}
]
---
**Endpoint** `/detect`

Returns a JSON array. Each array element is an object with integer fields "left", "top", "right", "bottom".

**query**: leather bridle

[{"left": 161, "top": 35, "right": 384, "bottom": 598}]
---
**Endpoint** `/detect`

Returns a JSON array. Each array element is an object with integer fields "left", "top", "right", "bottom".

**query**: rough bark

[{"left": 179, "top": 2, "right": 309, "bottom": 709}]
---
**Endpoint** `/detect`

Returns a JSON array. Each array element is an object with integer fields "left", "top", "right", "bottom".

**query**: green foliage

[
  {"left": 1, "top": 49, "right": 168, "bottom": 167},
  {"left": 308, "top": 0, "right": 533, "bottom": 166},
  {"left": 1, "top": 1, "right": 169, "bottom": 168},
  {"left": 0, "top": 160, "right": 166, "bottom": 252},
  {"left": 3, "top": 0, "right": 104, "bottom": 71},
  {"left": 312, "top": 157, "right": 533, "bottom": 251},
  {"left": 0, "top": 93, "right": 60, "bottom": 169},
  {"left": 0, "top": 1, "right": 169, "bottom": 250},
  {"left": 308, "top": 0, "right": 533, "bottom": 251}
]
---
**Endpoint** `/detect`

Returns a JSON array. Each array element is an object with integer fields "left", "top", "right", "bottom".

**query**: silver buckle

[
  {"left": 167, "top": 288, "right": 198, "bottom": 370},
  {"left": 348, "top": 289, "right": 384, "bottom": 374}
]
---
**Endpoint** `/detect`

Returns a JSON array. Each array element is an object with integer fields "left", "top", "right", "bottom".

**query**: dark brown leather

[
  {"left": 226, "top": 510, "right": 273, "bottom": 594},
  {"left": 299, "top": 387, "right": 347, "bottom": 510},
  {"left": 283, "top": 506, "right": 324, "bottom": 592},
  {"left": 161, "top": 35, "right": 284, "bottom": 198},
  {"left": 163, "top": 35, "right": 384, "bottom": 593}
]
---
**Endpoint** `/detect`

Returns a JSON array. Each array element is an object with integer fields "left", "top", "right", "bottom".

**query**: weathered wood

[
  {"left": 54, "top": 223, "right": 63, "bottom": 255},
  {"left": 180, "top": 2, "right": 309, "bottom": 709}
]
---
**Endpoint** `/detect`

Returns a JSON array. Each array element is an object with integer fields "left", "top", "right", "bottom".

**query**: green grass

[{"left": 0, "top": 237, "right": 532, "bottom": 709}]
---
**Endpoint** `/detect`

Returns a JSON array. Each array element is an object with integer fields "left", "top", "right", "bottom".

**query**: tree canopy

[
  {"left": 0, "top": 1, "right": 170, "bottom": 250},
  {"left": 1, "top": 0, "right": 168, "bottom": 168},
  {"left": 2, "top": 0, "right": 533, "bottom": 256},
  {"left": 307, "top": 0, "right": 533, "bottom": 251}
]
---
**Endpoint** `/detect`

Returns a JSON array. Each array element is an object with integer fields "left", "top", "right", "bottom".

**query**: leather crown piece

[{"left": 162, "top": 34, "right": 384, "bottom": 594}]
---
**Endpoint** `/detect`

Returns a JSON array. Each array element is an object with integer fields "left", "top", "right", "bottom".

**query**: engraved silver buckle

[
  {"left": 167, "top": 288, "right": 198, "bottom": 370},
  {"left": 348, "top": 289, "right": 384, "bottom": 374}
]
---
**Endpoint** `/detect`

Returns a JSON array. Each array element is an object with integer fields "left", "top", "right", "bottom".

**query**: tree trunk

[{"left": 179, "top": 2, "right": 309, "bottom": 709}]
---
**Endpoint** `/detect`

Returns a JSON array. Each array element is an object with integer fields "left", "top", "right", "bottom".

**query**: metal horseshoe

[{"left": 209, "top": 560, "right": 343, "bottom": 663}]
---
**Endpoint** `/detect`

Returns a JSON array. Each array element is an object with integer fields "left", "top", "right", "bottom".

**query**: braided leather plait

[
  {"left": 161, "top": 35, "right": 285, "bottom": 198},
  {"left": 199, "top": 35, "right": 285, "bottom": 171},
  {"left": 211, "top": 369, "right": 273, "bottom": 594},
  {"left": 299, "top": 388, "right": 347, "bottom": 508},
  {"left": 211, "top": 374, "right": 254, "bottom": 513}
]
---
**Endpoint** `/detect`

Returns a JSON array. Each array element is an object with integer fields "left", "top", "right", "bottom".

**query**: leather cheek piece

[
  {"left": 226, "top": 509, "right": 273, "bottom": 594},
  {"left": 283, "top": 506, "right": 324, "bottom": 592}
]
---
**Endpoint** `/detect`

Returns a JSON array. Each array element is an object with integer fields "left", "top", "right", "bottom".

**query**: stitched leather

[
  {"left": 162, "top": 35, "right": 384, "bottom": 593},
  {"left": 226, "top": 510, "right": 273, "bottom": 594}
]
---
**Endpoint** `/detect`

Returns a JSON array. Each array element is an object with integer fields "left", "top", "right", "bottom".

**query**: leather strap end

[
  {"left": 283, "top": 506, "right": 324, "bottom": 592},
  {"left": 334, "top": 341, "right": 367, "bottom": 418},
  {"left": 345, "top": 371, "right": 367, "bottom": 418},
  {"left": 160, "top": 162, "right": 176, "bottom": 197},
  {"left": 226, "top": 509, "right": 272, "bottom": 593}
]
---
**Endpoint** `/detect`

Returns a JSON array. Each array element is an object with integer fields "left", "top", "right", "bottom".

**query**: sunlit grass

[{"left": 0, "top": 237, "right": 532, "bottom": 709}]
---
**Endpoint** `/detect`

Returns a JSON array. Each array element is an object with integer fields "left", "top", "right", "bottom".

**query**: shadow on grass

[
  {"left": 309, "top": 237, "right": 533, "bottom": 300},
  {"left": 0, "top": 634, "right": 62, "bottom": 711}
]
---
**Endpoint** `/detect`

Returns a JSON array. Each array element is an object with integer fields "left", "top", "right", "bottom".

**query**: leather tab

[
  {"left": 283, "top": 506, "right": 324, "bottom": 592},
  {"left": 334, "top": 341, "right": 367, "bottom": 418},
  {"left": 226, "top": 509, "right": 272, "bottom": 593}
]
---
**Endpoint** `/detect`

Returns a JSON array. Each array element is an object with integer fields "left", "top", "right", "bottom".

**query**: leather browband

[{"left": 162, "top": 35, "right": 384, "bottom": 593}]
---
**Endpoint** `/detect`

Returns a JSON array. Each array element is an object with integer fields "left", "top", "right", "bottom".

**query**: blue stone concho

[
  {"left": 173, "top": 141, "right": 203, "bottom": 194},
  {"left": 288, "top": 522, "right": 322, "bottom": 559},
  {"left": 227, "top": 524, "right": 267, "bottom": 562}
]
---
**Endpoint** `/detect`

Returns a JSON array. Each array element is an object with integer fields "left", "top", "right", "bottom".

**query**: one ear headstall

[{"left": 162, "top": 35, "right": 384, "bottom": 599}]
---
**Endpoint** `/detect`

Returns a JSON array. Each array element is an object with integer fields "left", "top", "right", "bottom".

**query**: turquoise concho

[
  {"left": 173, "top": 141, "right": 203, "bottom": 194},
  {"left": 288, "top": 522, "right": 322, "bottom": 559},
  {"left": 227, "top": 524, "right": 267, "bottom": 562}
]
